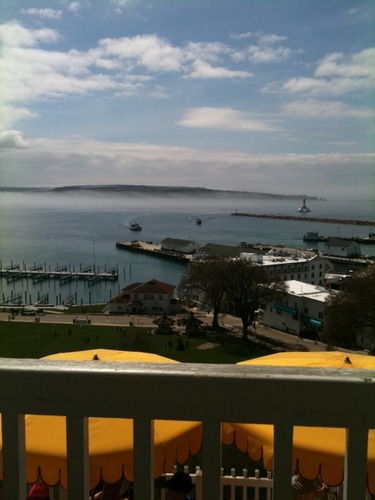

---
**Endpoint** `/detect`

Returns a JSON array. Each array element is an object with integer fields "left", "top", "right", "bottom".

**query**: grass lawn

[{"left": 0, "top": 320, "right": 273, "bottom": 362}]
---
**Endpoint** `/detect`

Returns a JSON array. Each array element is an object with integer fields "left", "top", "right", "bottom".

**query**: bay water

[{"left": 1, "top": 191, "right": 374, "bottom": 306}]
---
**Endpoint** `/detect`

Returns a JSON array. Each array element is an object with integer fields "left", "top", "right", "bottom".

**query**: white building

[
  {"left": 325, "top": 238, "right": 361, "bottom": 257},
  {"left": 104, "top": 279, "right": 182, "bottom": 315},
  {"left": 240, "top": 251, "right": 332, "bottom": 287},
  {"left": 161, "top": 238, "right": 200, "bottom": 254},
  {"left": 260, "top": 280, "right": 333, "bottom": 337}
]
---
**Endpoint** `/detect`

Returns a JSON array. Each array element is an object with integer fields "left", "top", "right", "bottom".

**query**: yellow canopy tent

[
  {"left": 0, "top": 349, "right": 202, "bottom": 489},
  {"left": 222, "top": 351, "right": 375, "bottom": 493}
]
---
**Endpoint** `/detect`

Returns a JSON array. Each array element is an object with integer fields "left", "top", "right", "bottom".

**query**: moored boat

[
  {"left": 303, "top": 231, "right": 328, "bottom": 242},
  {"left": 128, "top": 223, "right": 142, "bottom": 231}
]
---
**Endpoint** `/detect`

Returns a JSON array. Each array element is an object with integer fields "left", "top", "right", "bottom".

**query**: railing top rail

[{"left": 1, "top": 358, "right": 375, "bottom": 428}]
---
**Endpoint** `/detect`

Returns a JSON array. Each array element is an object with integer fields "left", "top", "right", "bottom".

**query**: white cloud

[
  {"left": 1, "top": 105, "right": 39, "bottom": 130},
  {"left": 20, "top": 8, "right": 63, "bottom": 20},
  {"left": 0, "top": 130, "right": 30, "bottom": 148},
  {"left": 0, "top": 20, "right": 60, "bottom": 47},
  {"left": 281, "top": 99, "right": 373, "bottom": 120},
  {"left": 187, "top": 60, "right": 252, "bottom": 79},
  {"left": 178, "top": 107, "right": 279, "bottom": 132},
  {"left": 68, "top": 2, "right": 81, "bottom": 13},
  {"left": 280, "top": 48, "right": 375, "bottom": 96},
  {"left": 98, "top": 35, "right": 184, "bottom": 72},
  {"left": 0, "top": 22, "right": 257, "bottom": 112}
]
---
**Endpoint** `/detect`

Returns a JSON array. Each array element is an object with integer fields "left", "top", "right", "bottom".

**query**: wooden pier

[
  {"left": 116, "top": 241, "right": 191, "bottom": 262},
  {"left": 0, "top": 263, "right": 118, "bottom": 285}
]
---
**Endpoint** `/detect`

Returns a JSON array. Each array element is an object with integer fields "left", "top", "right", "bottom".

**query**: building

[
  {"left": 240, "top": 251, "right": 332, "bottom": 287},
  {"left": 260, "top": 280, "right": 334, "bottom": 337},
  {"left": 325, "top": 238, "right": 361, "bottom": 257},
  {"left": 160, "top": 238, "right": 200, "bottom": 254},
  {"left": 104, "top": 279, "right": 182, "bottom": 315}
]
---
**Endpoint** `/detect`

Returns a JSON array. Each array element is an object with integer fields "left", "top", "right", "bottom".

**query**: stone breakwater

[{"left": 231, "top": 212, "right": 375, "bottom": 226}]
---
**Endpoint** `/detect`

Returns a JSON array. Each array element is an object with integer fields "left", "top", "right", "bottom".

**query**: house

[
  {"left": 260, "top": 280, "right": 334, "bottom": 337},
  {"left": 240, "top": 252, "right": 332, "bottom": 287},
  {"left": 325, "top": 238, "right": 361, "bottom": 257},
  {"left": 160, "top": 238, "right": 200, "bottom": 254},
  {"left": 104, "top": 279, "right": 182, "bottom": 315}
]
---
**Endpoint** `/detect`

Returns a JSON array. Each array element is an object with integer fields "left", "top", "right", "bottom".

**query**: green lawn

[{"left": 0, "top": 320, "right": 272, "bottom": 363}]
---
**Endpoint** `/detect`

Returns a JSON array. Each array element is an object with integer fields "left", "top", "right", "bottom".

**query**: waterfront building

[
  {"left": 240, "top": 252, "right": 333, "bottom": 287},
  {"left": 104, "top": 279, "right": 182, "bottom": 315},
  {"left": 325, "top": 238, "right": 361, "bottom": 258},
  {"left": 260, "top": 280, "right": 333, "bottom": 337}
]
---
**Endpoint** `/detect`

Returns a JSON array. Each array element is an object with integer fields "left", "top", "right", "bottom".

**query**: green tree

[
  {"left": 178, "top": 257, "right": 228, "bottom": 329},
  {"left": 323, "top": 267, "right": 375, "bottom": 349},
  {"left": 224, "top": 259, "right": 286, "bottom": 339}
]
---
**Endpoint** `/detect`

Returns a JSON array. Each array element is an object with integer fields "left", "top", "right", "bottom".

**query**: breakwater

[{"left": 231, "top": 212, "right": 375, "bottom": 226}]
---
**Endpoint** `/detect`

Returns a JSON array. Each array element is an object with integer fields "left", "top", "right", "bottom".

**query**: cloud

[
  {"left": 20, "top": 8, "right": 63, "bottom": 20},
  {"left": 281, "top": 99, "right": 373, "bottom": 120},
  {"left": 1, "top": 136, "right": 373, "bottom": 199},
  {"left": 187, "top": 60, "right": 252, "bottom": 79},
  {"left": 280, "top": 48, "right": 375, "bottom": 96},
  {"left": 0, "top": 20, "right": 60, "bottom": 47},
  {"left": 1, "top": 105, "right": 39, "bottom": 129},
  {"left": 178, "top": 107, "right": 279, "bottom": 132},
  {"left": 0, "top": 130, "right": 30, "bottom": 148},
  {"left": 68, "top": 2, "right": 81, "bottom": 13},
  {"left": 0, "top": 21, "right": 257, "bottom": 111}
]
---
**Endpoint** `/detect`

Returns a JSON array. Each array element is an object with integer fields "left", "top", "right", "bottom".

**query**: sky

[{"left": 0, "top": 0, "right": 374, "bottom": 199}]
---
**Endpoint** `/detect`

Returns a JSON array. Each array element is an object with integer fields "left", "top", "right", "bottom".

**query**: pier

[
  {"left": 116, "top": 241, "right": 191, "bottom": 262},
  {"left": 231, "top": 212, "right": 375, "bottom": 226},
  {"left": 0, "top": 262, "right": 118, "bottom": 286}
]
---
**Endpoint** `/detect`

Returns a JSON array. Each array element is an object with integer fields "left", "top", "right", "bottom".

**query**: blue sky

[{"left": 0, "top": 0, "right": 374, "bottom": 199}]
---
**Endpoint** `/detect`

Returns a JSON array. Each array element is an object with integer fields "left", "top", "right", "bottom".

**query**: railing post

[
  {"left": 273, "top": 423, "right": 293, "bottom": 500},
  {"left": 66, "top": 415, "right": 89, "bottom": 500},
  {"left": 343, "top": 426, "right": 369, "bottom": 500},
  {"left": 1, "top": 411, "right": 27, "bottom": 500},
  {"left": 133, "top": 417, "right": 154, "bottom": 499},
  {"left": 201, "top": 420, "right": 222, "bottom": 500}
]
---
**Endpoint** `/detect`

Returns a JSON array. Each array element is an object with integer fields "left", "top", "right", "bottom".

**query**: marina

[{"left": 0, "top": 262, "right": 118, "bottom": 286}]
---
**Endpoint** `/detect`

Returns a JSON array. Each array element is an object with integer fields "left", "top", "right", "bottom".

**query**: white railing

[{"left": 1, "top": 358, "right": 374, "bottom": 499}]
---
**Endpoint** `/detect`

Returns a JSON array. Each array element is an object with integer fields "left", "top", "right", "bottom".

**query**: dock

[
  {"left": 116, "top": 241, "right": 192, "bottom": 263},
  {"left": 0, "top": 263, "right": 118, "bottom": 285}
]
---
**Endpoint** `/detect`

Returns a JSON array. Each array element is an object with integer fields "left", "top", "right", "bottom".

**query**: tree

[
  {"left": 224, "top": 259, "right": 287, "bottom": 339},
  {"left": 178, "top": 257, "right": 228, "bottom": 329},
  {"left": 323, "top": 267, "right": 375, "bottom": 349}
]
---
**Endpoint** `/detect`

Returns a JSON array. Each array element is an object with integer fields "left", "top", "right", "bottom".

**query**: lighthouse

[{"left": 297, "top": 196, "right": 311, "bottom": 213}]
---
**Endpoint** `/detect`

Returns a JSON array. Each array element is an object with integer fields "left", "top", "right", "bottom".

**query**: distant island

[{"left": 0, "top": 184, "right": 323, "bottom": 200}]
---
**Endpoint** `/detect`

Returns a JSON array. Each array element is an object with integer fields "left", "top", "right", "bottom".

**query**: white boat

[{"left": 128, "top": 223, "right": 142, "bottom": 231}]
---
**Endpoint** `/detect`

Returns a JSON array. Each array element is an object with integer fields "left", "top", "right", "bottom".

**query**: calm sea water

[{"left": 1, "top": 192, "right": 374, "bottom": 305}]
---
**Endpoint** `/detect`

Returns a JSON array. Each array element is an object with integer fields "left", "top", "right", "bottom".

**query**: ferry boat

[
  {"left": 303, "top": 231, "right": 328, "bottom": 242},
  {"left": 128, "top": 223, "right": 142, "bottom": 231}
]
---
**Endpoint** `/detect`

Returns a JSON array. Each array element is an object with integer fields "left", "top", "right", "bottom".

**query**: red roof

[{"left": 121, "top": 279, "right": 175, "bottom": 295}]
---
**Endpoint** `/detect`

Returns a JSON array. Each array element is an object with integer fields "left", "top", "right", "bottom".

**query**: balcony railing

[{"left": 1, "top": 358, "right": 374, "bottom": 499}]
